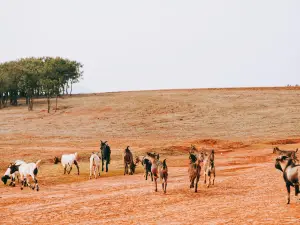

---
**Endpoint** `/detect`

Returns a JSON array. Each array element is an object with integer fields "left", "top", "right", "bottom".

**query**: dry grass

[{"left": 1, "top": 87, "right": 300, "bottom": 186}]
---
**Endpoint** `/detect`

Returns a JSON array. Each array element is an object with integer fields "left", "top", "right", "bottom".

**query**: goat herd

[{"left": 1, "top": 141, "right": 300, "bottom": 204}]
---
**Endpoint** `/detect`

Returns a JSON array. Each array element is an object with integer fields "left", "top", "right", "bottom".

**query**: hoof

[
  {"left": 37, "top": 187, "right": 39, "bottom": 192},
  {"left": 21, "top": 187, "right": 23, "bottom": 190}
]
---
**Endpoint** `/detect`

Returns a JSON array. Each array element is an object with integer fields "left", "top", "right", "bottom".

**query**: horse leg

[
  {"left": 154, "top": 176, "right": 158, "bottom": 192},
  {"left": 74, "top": 160, "right": 80, "bottom": 175},
  {"left": 286, "top": 183, "right": 291, "bottom": 204},
  {"left": 151, "top": 172, "right": 153, "bottom": 181},
  {"left": 164, "top": 177, "right": 167, "bottom": 193},
  {"left": 145, "top": 170, "right": 148, "bottom": 180},
  {"left": 106, "top": 160, "right": 108, "bottom": 172},
  {"left": 204, "top": 173, "right": 206, "bottom": 184}
]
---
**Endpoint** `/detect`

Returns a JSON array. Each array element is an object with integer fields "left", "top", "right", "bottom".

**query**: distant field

[{"left": 1, "top": 87, "right": 300, "bottom": 224}]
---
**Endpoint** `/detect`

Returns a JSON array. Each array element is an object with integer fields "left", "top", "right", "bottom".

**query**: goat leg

[
  {"left": 286, "top": 183, "right": 291, "bottom": 204},
  {"left": 74, "top": 160, "right": 80, "bottom": 175},
  {"left": 295, "top": 184, "right": 299, "bottom": 196}
]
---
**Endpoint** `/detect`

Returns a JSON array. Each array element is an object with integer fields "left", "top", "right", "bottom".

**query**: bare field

[{"left": 1, "top": 88, "right": 300, "bottom": 224}]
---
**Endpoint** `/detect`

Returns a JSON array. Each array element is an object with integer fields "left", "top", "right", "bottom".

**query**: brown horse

[{"left": 124, "top": 146, "right": 135, "bottom": 175}]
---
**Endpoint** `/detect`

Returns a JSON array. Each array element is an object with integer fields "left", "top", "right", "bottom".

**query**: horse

[
  {"left": 188, "top": 152, "right": 202, "bottom": 192},
  {"left": 275, "top": 155, "right": 300, "bottom": 204},
  {"left": 160, "top": 159, "right": 168, "bottom": 193},
  {"left": 100, "top": 140, "right": 111, "bottom": 172},
  {"left": 146, "top": 152, "right": 162, "bottom": 192},
  {"left": 135, "top": 156, "right": 153, "bottom": 181},
  {"left": 123, "top": 146, "right": 135, "bottom": 175},
  {"left": 203, "top": 149, "right": 216, "bottom": 188}
]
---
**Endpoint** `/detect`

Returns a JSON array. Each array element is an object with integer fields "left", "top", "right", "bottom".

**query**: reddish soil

[{"left": 1, "top": 88, "right": 300, "bottom": 224}]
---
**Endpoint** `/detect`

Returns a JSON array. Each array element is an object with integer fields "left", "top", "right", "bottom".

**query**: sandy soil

[{"left": 1, "top": 88, "right": 300, "bottom": 224}]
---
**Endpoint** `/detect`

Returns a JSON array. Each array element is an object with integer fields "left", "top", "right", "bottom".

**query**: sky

[{"left": 0, "top": 0, "right": 299, "bottom": 93}]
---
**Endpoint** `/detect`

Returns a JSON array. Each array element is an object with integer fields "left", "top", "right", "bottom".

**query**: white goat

[
  {"left": 89, "top": 153, "right": 101, "bottom": 179},
  {"left": 55, "top": 152, "right": 80, "bottom": 175},
  {"left": 10, "top": 160, "right": 41, "bottom": 191},
  {"left": 1, "top": 160, "right": 25, "bottom": 186}
]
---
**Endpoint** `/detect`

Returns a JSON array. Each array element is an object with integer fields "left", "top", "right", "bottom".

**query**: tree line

[{"left": 0, "top": 57, "right": 83, "bottom": 112}]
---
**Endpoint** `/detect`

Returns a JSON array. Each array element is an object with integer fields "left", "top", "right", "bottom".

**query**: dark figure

[{"left": 100, "top": 140, "right": 111, "bottom": 172}]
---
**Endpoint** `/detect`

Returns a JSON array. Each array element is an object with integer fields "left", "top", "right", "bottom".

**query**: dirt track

[
  {"left": 1, "top": 148, "right": 300, "bottom": 224},
  {"left": 1, "top": 88, "right": 300, "bottom": 224}
]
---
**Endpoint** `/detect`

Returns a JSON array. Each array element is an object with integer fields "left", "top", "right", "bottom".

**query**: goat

[
  {"left": 188, "top": 153, "right": 202, "bottom": 192},
  {"left": 54, "top": 152, "right": 79, "bottom": 175},
  {"left": 89, "top": 153, "right": 101, "bottom": 179},
  {"left": 124, "top": 146, "right": 135, "bottom": 175},
  {"left": 9, "top": 160, "right": 42, "bottom": 191},
  {"left": 275, "top": 155, "right": 300, "bottom": 204},
  {"left": 146, "top": 152, "right": 163, "bottom": 192},
  {"left": 203, "top": 150, "right": 216, "bottom": 188},
  {"left": 273, "top": 147, "right": 298, "bottom": 162},
  {"left": 135, "top": 156, "right": 153, "bottom": 181},
  {"left": 160, "top": 159, "right": 168, "bottom": 193},
  {"left": 2, "top": 160, "right": 25, "bottom": 186}
]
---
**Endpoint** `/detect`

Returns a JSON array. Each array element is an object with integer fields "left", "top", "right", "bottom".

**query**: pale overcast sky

[{"left": 0, "top": 1, "right": 299, "bottom": 93}]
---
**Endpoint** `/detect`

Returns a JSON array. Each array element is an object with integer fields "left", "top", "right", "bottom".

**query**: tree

[{"left": 0, "top": 57, "right": 84, "bottom": 112}]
